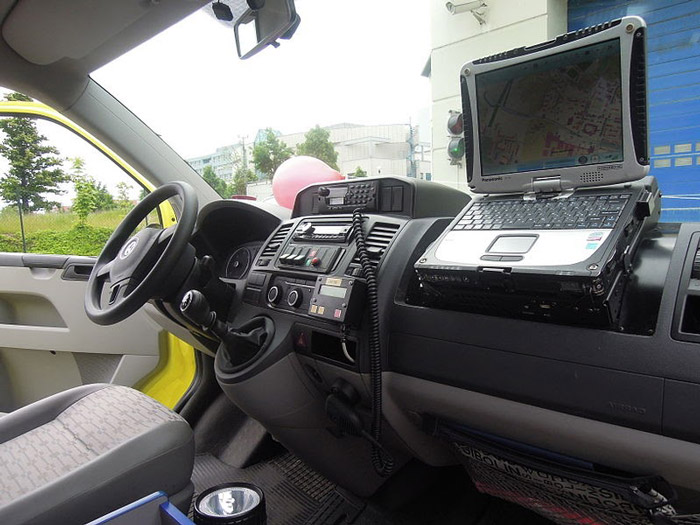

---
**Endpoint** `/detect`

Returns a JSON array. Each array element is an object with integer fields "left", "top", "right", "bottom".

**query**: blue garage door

[{"left": 569, "top": 0, "right": 700, "bottom": 222}]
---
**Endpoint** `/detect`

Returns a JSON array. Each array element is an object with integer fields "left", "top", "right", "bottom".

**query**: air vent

[
  {"left": 260, "top": 223, "right": 292, "bottom": 257},
  {"left": 352, "top": 222, "right": 400, "bottom": 267}
]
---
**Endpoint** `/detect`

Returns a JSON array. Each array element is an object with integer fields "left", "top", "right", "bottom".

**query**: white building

[
  {"left": 277, "top": 123, "right": 432, "bottom": 180},
  {"left": 427, "top": 0, "right": 567, "bottom": 190},
  {"left": 187, "top": 142, "right": 252, "bottom": 183}
]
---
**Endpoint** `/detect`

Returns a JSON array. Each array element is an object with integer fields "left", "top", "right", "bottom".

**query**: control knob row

[{"left": 267, "top": 285, "right": 304, "bottom": 308}]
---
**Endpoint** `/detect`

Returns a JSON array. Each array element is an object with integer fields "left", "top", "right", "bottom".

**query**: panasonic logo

[
  {"left": 608, "top": 401, "right": 646, "bottom": 415},
  {"left": 597, "top": 164, "right": 623, "bottom": 171}
]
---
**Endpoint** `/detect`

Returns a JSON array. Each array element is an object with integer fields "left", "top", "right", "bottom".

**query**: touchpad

[{"left": 488, "top": 235, "right": 538, "bottom": 254}]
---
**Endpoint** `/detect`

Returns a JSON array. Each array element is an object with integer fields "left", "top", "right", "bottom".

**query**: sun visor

[{"left": 1, "top": 0, "right": 206, "bottom": 67}]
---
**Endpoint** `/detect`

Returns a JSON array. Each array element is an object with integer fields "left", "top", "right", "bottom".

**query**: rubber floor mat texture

[
  {"left": 191, "top": 453, "right": 341, "bottom": 525},
  {"left": 191, "top": 453, "right": 553, "bottom": 525}
]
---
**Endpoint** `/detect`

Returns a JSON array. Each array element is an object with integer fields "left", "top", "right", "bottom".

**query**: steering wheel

[{"left": 86, "top": 181, "right": 198, "bottom": 326}]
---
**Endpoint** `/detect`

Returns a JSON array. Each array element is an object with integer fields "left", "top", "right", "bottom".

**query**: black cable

[{"left": 352, "top": 208, "right": 394, "bottom": 477}]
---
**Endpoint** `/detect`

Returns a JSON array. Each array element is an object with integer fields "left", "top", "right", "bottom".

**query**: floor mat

[
  {"left": 191, "top": 454, "right": 553, "bottom": 525},
  {"left": 191, "top": 453, "right": 341, "bottom": 525},
  {"left": 477, "top": 498, "right": 555, "bottom": 525}
]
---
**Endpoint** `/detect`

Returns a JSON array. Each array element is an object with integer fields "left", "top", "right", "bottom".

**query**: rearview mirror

[{"left": 226, "top": 0, "right": 300, "bottom": 60}]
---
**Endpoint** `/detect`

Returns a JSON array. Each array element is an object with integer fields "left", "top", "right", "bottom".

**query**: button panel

[
  {"left": 278, "top": 244, "right": 341, "bottom": 273},
  {"left": 308, "top": 276, "right": 366, "bottom": 325}
]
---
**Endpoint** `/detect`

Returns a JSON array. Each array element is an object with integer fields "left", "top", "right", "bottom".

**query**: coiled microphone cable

[{"left": 352, "top": 208, "right": 394, "bottom": 477}]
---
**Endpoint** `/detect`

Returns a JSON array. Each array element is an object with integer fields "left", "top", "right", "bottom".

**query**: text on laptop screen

[{"left": 475, "top": 39, "right": 623, "bottom": 177}]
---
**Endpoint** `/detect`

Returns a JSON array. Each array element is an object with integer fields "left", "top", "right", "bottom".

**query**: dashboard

[{"left": 178, "top": 176, "right": 700, "bottom": 504}]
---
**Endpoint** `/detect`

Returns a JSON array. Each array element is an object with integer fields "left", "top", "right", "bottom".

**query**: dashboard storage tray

[{"left": 433, "top": 421, "right": 700, "bottom": 525}]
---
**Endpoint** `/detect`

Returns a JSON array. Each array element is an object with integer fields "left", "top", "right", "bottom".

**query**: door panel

[
  {"left": 0, "top": 99, "right": 195, "bottom": 410},
  {"left": 0, "top": 254, "right": 163, "bottom": 408}
]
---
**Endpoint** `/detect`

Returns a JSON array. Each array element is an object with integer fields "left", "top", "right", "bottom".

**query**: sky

[
  {"left": 91, "top": 0, "right": 433, "bottom": 160},
  {"left": 0, "top": 1, "right": 432, "bottom": 208}
]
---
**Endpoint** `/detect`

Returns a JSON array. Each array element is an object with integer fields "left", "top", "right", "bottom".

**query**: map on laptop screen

[{"left": 476, "top": 39, "right": 623, "bottom": 177}]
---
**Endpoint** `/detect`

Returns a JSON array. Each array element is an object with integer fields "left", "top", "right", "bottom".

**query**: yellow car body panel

[
  {"left": 0, "top": 100, "right": 195, "bottom": 406},
  {"left": 135, "top": 332, "right": 197, "bottom": 409}
]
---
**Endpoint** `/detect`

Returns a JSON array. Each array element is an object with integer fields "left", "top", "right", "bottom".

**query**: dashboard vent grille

[
  {"left": 352, "top": 222, "right": 400, "bottom": 267},
  {"left": 260, "top": 223, "right": 292, "bottom": 257}
]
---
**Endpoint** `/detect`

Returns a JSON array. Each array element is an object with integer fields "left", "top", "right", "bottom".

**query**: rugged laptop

[{"left": 415, "top": 16, "right": 660, "bottom": 329}]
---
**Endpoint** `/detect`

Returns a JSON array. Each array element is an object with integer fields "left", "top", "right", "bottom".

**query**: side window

[{"left": 0, "top": 112, "right": 159, "bottom": 256}]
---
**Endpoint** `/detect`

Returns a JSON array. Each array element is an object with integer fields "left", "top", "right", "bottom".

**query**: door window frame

[{"left": 0, "top": 100, "right": 178, "bottom": 228}]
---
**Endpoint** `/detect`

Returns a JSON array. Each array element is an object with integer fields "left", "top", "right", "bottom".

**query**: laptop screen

[{"left": 475, "top": 39, "right": 623, "bottom": 177}]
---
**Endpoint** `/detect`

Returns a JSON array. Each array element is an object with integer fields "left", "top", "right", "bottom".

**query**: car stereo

[{"left": 293, "top": 221, "right": 351, "bottom": 242}]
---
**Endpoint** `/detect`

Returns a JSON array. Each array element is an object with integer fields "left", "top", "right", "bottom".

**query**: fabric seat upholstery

[{"left": 0, "top": 384, "right": 194, "bottom": 525}]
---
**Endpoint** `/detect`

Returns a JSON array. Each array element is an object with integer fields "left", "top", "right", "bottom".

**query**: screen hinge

[{"left": 532, "top": 176, "right": 562, "bottom": 193}]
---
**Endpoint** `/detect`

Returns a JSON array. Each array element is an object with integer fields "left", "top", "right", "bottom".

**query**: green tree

[
  {"left": 230, "top": 165, "right": 256, "bottom": 196},
  {"left": 72, "top": 184, "right": 97, "bottom": 225},
  {"left": 69, "top": 156, "right": 115, "bottom": 212},
  {"left": 92, "top": 181, "right": 115, "bottom": 211},
  {"left": 252, "top": 129, "right": 293, "bottom": 180},
  {"left": 352, "top": 166, "right": 368, "bottom": 178},
  {"left": 70, "top": 157, "right": 116, "bottom": 223},
  {"left": 201, "top": 165, "right": 228, "bottom": 198},
  {"left": 116, "top": 181, "right": 133, "bottom": 209},
  {"left": 0, "top": 92, "right": 69, "bottom": 211},
  {"left": 296, "top": 125, "right": 339, "bottom": 170}
]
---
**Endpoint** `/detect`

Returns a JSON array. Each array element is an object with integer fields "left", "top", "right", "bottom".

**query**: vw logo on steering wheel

[{"left": 120, "top": 238, "right": 139, "bottom": 259}]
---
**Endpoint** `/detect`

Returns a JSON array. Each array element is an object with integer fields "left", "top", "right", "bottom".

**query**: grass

[
  {"left": 0, "top": 208, "right": 158, "bottom": 256},
  {"left": 0, "top": 208, "right": 128, "bottom": 235}
]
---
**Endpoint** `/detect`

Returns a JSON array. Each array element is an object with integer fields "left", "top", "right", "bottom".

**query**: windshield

[
  {"left": 92, "top": 1, "right": 431, "bottom": 169},
  {"left": 90, "top": 1, "right": 700, "bottom": 222}
]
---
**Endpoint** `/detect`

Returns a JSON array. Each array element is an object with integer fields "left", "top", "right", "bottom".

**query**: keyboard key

[{"left": 604, "top": 204, "right": 624, "bottom": 211}]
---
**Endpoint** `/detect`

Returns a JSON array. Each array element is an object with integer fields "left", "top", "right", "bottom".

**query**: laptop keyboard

[{"left": 454, "top": 194, "right": 631, "bottom": 231}]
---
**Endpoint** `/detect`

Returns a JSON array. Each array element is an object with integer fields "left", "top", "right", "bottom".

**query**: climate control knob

[
  {"left": 287, "top": 288, "right": 303, "bottom": 308},
  {"left": 267, "top": 285, "right": 282, "bottom": 304}
]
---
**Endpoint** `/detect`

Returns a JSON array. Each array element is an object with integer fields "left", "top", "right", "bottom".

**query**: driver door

[{"left": 0, "top": 99, "right": 195, "bottom": 411}]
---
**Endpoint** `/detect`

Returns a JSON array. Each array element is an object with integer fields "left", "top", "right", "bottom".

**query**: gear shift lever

[
  {"left": 180, "top": 290, "right": 270, "bottom": 354},
  {"left": 180, "top": 290, "right": 228, "bottom": 339}
]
